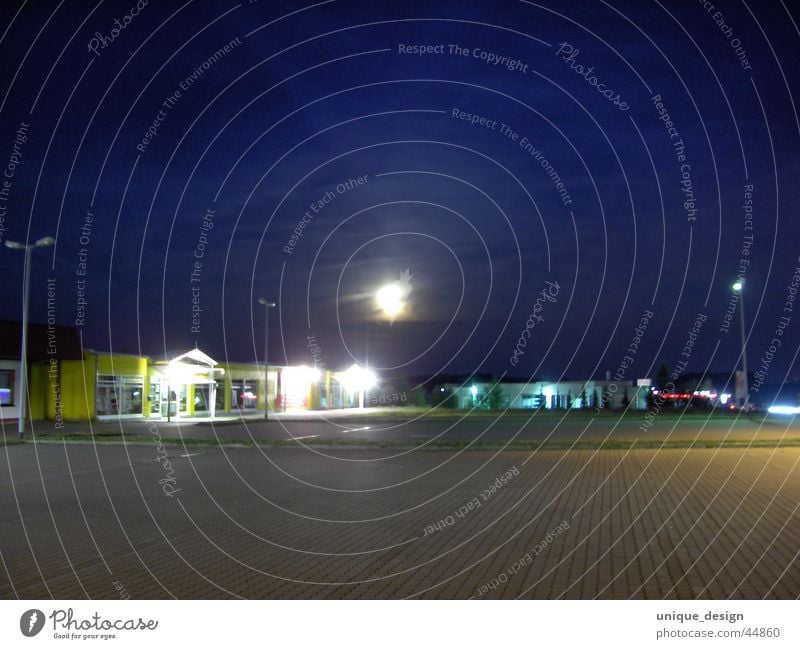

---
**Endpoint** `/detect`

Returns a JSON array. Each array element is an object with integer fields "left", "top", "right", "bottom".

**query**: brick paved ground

[{"left": 1, "top": 442, "right": 798, "bottom": 599}]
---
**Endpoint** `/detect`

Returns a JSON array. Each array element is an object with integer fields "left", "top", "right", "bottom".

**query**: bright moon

[{"left": 376, "top": 283, "right": 404, "bottom": 317}]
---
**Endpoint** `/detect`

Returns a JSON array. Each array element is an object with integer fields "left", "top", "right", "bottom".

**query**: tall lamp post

[
  {"left": 732, "top": 280, "right": 749, "bottom": 409},
  {"left": 5, "top": 236, "right": 56, "bottom": 438},
  {"left": 257, "top": 298, "right": 276, "bottom": 420}
]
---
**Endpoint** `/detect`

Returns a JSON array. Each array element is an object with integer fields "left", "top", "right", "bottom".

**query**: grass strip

[{"left": 23, "top": 433, "right": 800, "bottom": 451}]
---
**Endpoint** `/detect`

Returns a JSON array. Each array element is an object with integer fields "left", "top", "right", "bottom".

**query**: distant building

[{"left": 442, "top": 379, "right": 650, "bottom": 410}]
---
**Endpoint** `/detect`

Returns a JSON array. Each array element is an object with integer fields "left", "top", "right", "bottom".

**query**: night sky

[{"left": 2, "top": 0, "right": 799, "bottom": 396}]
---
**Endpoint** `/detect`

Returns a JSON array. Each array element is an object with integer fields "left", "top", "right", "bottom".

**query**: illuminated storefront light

[
  {"left": 280, "top": 365, "right": 322, "bottom": 408},
  {"left": 339, "top": 364, "right": 377, "bottom": 408}
]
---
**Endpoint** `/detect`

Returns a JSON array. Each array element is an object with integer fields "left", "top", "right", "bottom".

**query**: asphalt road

[{"left": 19, "top": 410, "right": 800, "bottom": 447}]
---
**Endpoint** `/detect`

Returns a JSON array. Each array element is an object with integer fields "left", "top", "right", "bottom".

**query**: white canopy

[
  {"left": 154, "top": 348, "right": 222, "bottom": 418},
  {"left": 150, "top": 347, "right": 222, "bottom": 383},
  {"left": 168, "top": 348, "right": 218, "bottom": 367}
]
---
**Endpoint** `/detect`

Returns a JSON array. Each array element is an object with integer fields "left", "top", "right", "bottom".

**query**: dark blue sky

[{"left": 2, "top": 0, "right": 799, "bottom": 394}]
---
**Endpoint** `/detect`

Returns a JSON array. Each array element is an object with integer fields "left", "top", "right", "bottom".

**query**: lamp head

[
  {"left": 4, "top": 240, "right": 25, "bottom": 250},
  {"left": 257, "top": 298, "right": 276, "bottom": 307},
  {"left": 35, "top": 237, "right": 55, "bottom": 247}
]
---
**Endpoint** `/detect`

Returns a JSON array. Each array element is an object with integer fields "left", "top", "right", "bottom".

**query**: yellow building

[
  {"left": 78, "top": 348, "right": 338, "bottom": 421},
  {"left": 1, "top": 321, "right": 370, "bottom": 424}
]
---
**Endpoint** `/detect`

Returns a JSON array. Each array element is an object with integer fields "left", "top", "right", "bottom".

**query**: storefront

[
  {"left": 146, "top": 348, "right": 222, "bottom": 420},
  {"left": 1, "top": 319, "right": 373, "bottom": 424},
  {"left": 0, "top": 360, "right": 22, "bottom": 421}
]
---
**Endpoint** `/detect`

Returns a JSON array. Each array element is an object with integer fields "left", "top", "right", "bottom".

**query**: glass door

[
  {"left": 149, "top": 380, "right": 161, "bottom": 415},
  {"left": 159, "top": 381, "right": 178, "bottom": 417},
  {"left": 178, "top": 385, "right": 188, "bottom": 416},
  {"left": 194, "top": 385, "right": 210, "bottom": 414}
]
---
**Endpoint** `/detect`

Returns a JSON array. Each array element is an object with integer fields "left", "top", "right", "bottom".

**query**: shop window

[
  {"left": 521, "top": 394, "right": 542, "bottom": 409},
  {"left": 194, "top": 385, "right": 210, "bottom": 412},
  {"left": 215, "top": 381, "right": 225, "bottom": 411},
  {"left": 0, "top": 369, "right": 14, "bottom": 406},
  {"left": 231, "top": 379, "right": 257, "bottom": 409},
  {"left": 329, "top": 381, "right": 343, "bottom": 408},
  {"left": 96, "top": 374, "right": 144, "bottom": 416},
  {"left": 148, "top": 381, "right": 161, "bottom": 414}
]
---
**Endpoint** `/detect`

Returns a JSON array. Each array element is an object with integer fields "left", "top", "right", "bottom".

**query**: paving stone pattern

[{"left": 1, "top": 443, "right": 798, "bottom": 599}]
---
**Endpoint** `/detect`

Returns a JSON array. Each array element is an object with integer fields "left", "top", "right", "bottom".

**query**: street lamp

[
  {"left": 257, "top": 298, "right": 276, "bottom": 420},
  {"left": 5, "top": 236, "right": 55, "bottom": 438},
  {"left": 732, "top": 280, "right": 748, "bottom": 408}
]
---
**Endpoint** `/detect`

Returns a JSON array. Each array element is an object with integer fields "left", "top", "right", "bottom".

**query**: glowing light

[
  {"left": 732, "top": 281, "right": 743, "bottom": 292},
  {"left": 470, "top": 385, "right": 478, "bottom": 397},
  {"left": 284, "top": 365, "right": 320, "bottom": 391},
  {"left": 376, "top": 283, "right": 404, "bottom": 317},
  {"left": 339, "top": 364, "right": 377, "bottom": 393},
  {"left": 768, "top": 405, "right": 800, "bottom": 415},
  {"left": 542, "top": 386, "right": 554, "bottom": 398},
  {"left": 278, "top": 366, "right": 322, "bottom": 408},
  {"left": 163, "top": 364, "right": 213, "bottom": 384},
  {"left": 302, "top": 366, "right": 321, "bottom": 382}
]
